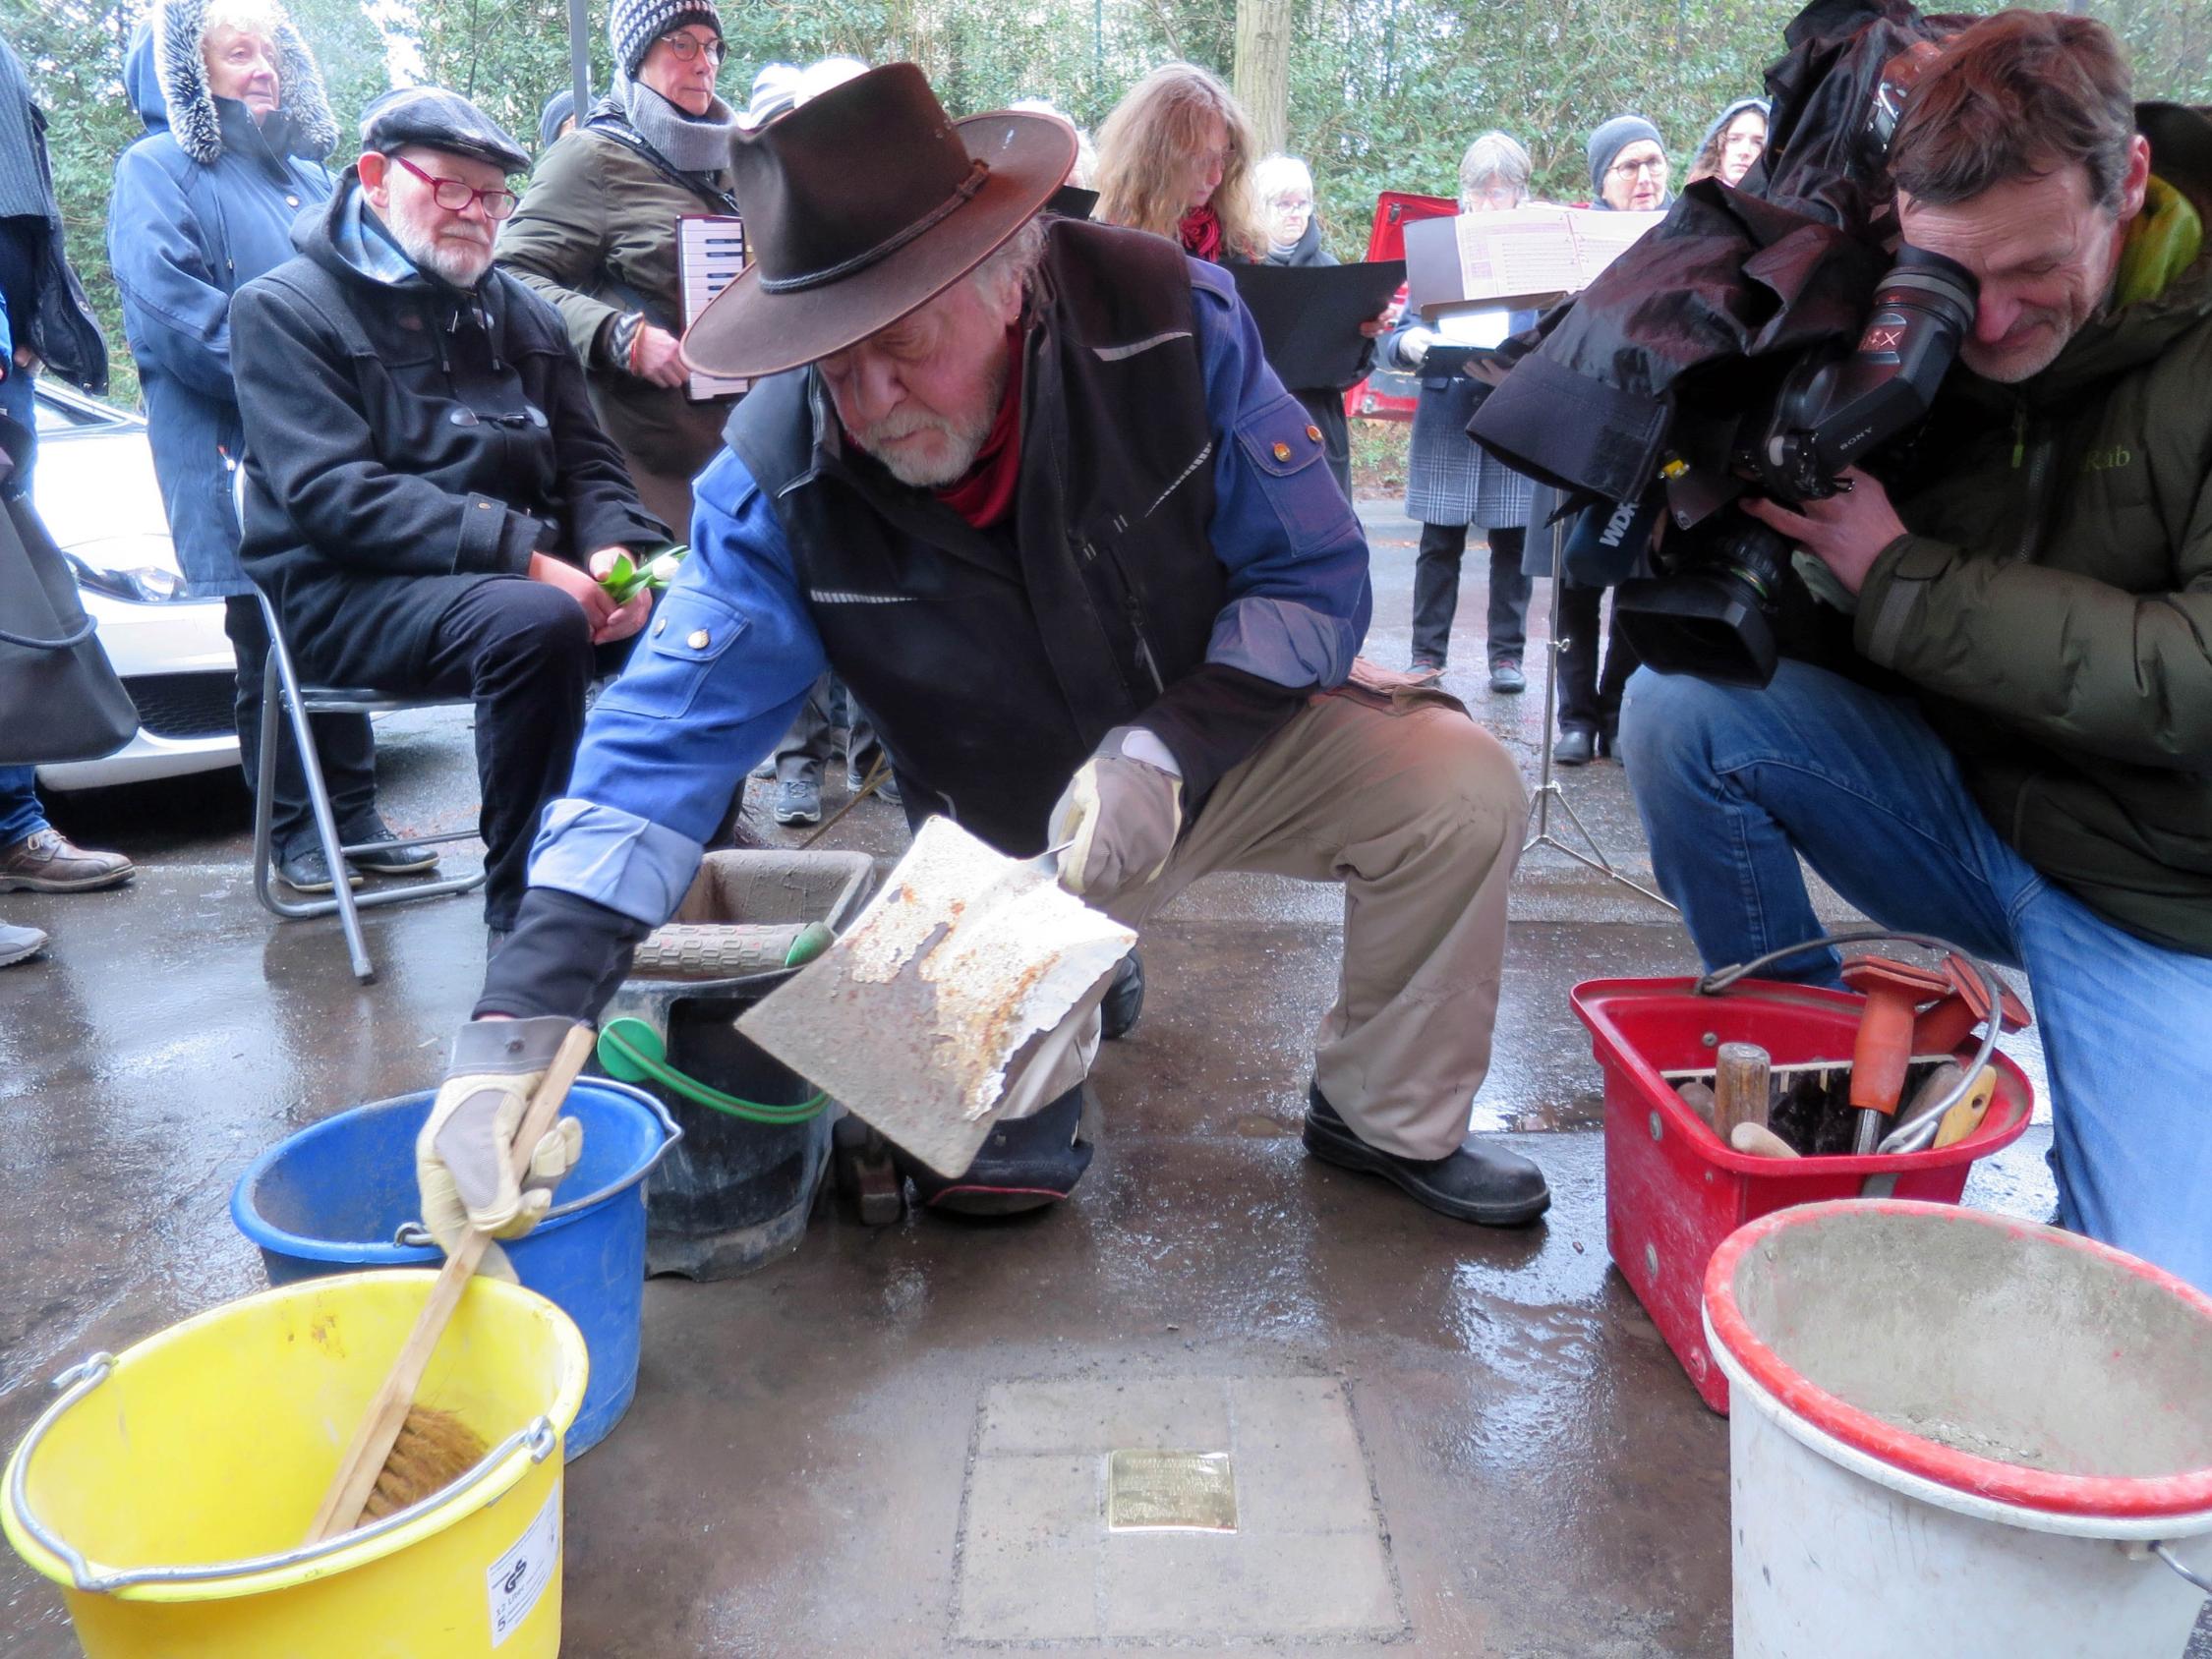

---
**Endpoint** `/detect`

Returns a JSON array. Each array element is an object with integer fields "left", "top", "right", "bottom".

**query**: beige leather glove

[
  {"left": 1048, "top": 726, "right": 1184, "bottom": 901},
  {"left": 417, "top": 1015, "right": 585, "bottom": 1257}
]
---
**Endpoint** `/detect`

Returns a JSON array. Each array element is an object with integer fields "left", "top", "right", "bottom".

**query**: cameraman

[{"left": 1618, "top": 10, "right": 2212, "bottom": 1293}]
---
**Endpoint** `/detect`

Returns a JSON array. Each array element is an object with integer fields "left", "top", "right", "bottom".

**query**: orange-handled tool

[{"left": 1841, "top": 956, "right": 1950, "bottom": 1155}]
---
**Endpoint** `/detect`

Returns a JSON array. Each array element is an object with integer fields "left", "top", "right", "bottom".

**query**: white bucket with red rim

[{"left": 1703, "top": 1200, "right": 2212, "bottom": 1658}]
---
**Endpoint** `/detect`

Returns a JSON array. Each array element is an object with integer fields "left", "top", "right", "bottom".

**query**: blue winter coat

[{"left": 108, "top": 21, "right": 336, "bottom": 597}]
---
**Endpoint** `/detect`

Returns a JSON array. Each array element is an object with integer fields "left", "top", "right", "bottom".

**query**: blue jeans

[
  {"left": 1618, "top": 659, "right": 2212, "bottom": 1294},
  {"left": 0, "top": 766, "right": 45, "bottom": 845}
]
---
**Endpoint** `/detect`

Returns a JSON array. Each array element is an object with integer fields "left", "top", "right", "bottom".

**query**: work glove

[
  {"left": 1397, "top": 325, "right": 1435, "bottom": 369},
  {"left": 417, "top": 1015, "right": 585, "bottom": 1260},
  {"left": 1048, "top": 726, "right": 1184, "bottom": 902}
]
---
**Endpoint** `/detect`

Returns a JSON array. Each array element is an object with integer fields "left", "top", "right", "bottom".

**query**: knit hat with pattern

[{"left": 608, "top": 0, "right": 723, "bottom": 82}]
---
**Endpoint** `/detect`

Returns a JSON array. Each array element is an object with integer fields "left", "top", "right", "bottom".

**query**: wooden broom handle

[{"left": 305, "top": 1023, "right": 597, "bottom": 1543}]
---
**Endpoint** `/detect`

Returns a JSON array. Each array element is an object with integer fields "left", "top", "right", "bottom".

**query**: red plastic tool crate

[{"left": 1570, "top": 975, "right": 2034, "bottom": 1413}]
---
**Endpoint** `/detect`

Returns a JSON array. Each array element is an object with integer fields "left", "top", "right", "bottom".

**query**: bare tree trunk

[{"left": 1234, "top": 0, "right": 1292, "bottom": 156}]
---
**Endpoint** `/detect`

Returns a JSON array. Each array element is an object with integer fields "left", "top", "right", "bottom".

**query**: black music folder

[{"left": 1229, "top": 258, "right": 1407, "bottom": 389}]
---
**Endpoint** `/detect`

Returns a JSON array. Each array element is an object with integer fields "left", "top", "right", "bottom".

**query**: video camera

[
  {"left": 1607, "top": 244, "right": 1977, "bottom": 686},
  {"left": 1466, "top": 0, "right": 1976, "bottom": 688}
]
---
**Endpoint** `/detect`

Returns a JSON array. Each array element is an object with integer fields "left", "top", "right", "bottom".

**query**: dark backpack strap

[{"left": 581, "top": 116, "right": 743, "bottom": 216}]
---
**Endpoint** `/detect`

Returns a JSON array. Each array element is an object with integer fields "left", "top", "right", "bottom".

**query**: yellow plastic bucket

[{"left": 3, "top": 1270, "right": 588, "bottom": 1658}]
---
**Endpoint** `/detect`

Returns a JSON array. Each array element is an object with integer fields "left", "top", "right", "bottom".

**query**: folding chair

[{"left": 249, "top": 586, "right": 485, "bottom": 983}]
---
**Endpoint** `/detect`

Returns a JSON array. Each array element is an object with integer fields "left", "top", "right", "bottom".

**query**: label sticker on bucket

[{"left": 488, "top": 1481, "right": 561, "bottom": 1646}]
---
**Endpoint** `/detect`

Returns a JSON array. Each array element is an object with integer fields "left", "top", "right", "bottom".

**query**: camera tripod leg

[{"left": 1518, "top": 512, "right": 1676, "bottom": 913}]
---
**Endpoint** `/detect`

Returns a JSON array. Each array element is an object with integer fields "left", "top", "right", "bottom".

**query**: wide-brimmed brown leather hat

[{"left": 681, "top": 63, "right": 1077, "bottom": 379}]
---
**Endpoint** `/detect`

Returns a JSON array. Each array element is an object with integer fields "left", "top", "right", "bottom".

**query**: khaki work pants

[{"left": 1016, "top": 686, "right": 1527, "bottom": 1162}]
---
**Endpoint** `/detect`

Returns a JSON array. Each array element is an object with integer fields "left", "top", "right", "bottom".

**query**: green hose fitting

[{"left": 784, "top": 921, "right": 834, "bottom": 967}]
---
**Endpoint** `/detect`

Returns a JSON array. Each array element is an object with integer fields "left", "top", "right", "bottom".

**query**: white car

[{"left": 29, "top": 378, "right": 241, "bottom": 790}]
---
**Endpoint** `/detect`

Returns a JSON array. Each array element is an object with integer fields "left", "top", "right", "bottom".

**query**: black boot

[
  {"left": 1101, "top": 952, "right": 1144, "bottom": 1041},
  {"left": 1302, "top": 1084, "right": 1548, "bottom": 1225},
  {"left": 901, "top": 1085, "right": 1093, "bottom": 1216},
  {"left": 1554, "top": 728, "right": 1597, "bottom": 767}
]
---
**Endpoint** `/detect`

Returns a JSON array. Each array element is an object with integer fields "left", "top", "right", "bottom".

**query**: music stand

[{"left": 1521, "top": 514, "right": 1676, "bottom": 910}]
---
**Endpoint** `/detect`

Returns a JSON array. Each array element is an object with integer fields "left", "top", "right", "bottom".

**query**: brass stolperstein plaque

[{"left": 1105, "top": 1450, "right": 1239, "bottom": 1532}]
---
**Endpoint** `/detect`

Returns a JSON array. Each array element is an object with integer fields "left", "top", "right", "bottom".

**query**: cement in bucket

[{"left": 1704, "top": 1200, "right": 2212, "bottom": 1658}]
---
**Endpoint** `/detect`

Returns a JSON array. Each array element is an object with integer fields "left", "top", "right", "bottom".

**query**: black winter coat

[{"left": 231, "top": 182, "right": 667, "bottom": 684}]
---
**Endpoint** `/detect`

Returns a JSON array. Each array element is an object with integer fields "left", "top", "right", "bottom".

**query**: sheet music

[
  {"left": 1453, "top": 206, "right": 1581, "bottom": 303},
  {"left": 1566, "top": 209, "right": 1665, "bottom": 282},
  {"left": 1445, "top": 204, "right": 1667, "bottom": 308},
  {"left": 678, "top": 214, "right": 748, "bottom": 401}
]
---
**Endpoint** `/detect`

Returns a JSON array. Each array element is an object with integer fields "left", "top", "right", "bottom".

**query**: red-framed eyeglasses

[{"left": 389, "top": 153, "right": 519, "bottom": 221}]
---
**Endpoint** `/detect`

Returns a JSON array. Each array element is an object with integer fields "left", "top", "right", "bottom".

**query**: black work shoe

[
  {"left": 1302, "top": 1085, "right": 1549, "bottom": 1226},
  {"left": 1101, "top": 951, "right": 1144, "bottom": 1041},
  {"left": 275, "top": 844, "right": 362, "bottom": 893},
  {"left": 902, "top": 1085, "right": 1093, "bottom": 1216},
  {"left": 1487, "top": 658, "right": 1527, "bottom": 694},
  {"left": 1554, "top": 728, "right": 1597, "bottom": 767},
  {"left": 343, "top": 816, "right": 439, "bottom": 876},
  {"left": 773, "top": 777, "right": 822, "bottom": 826}
]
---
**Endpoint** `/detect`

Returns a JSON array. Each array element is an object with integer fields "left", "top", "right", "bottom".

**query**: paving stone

[
  {"left": 955, "top": 1533, "right": 1100, "bottom": 1642},
  {"left": 1228, "top": 1376, "right": 1376, "bottom": 1533},
  {"left": 1099, "top": 1526, "right": 1403, "bottom": 1639},
  {"left": 962, "top": 1452, "right": 1103, "bottom": 1542},
  {"left": 977, "top": 1376, "right": 1232, "bottom": 1456}
]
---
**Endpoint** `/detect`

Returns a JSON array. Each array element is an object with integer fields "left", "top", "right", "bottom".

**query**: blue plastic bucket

[{"left": 229, "top": 1080, "right": 678, "bottom": 1458}]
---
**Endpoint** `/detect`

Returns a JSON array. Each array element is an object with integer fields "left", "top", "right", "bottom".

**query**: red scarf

[
  {"left": 1178, "top": 204, "right": 1223, "bottom": 262},
  {"left": 933, "top": 331, "right": 1024, "bottom": 529}
]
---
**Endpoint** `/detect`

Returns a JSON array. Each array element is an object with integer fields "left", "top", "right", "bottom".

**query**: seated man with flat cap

[
  {"left": 231, "top": 87, "right": 673, "bottom": 950},
  {"left": 417, "top": 64, "right": 1544, "bottom": 1244}
]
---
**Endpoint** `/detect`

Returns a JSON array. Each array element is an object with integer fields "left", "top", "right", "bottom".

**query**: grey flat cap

[{"left": 359, "top": 86, "right": 530, "bottom": 173}]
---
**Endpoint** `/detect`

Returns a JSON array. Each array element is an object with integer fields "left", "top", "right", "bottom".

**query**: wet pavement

[{"left": 5, "top": 504, "right": 2199, "bottom": 1656}]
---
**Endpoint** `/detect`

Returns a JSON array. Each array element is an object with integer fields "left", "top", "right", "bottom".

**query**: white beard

[
  {"left": 854, "top": 412, "right": 993, "bottom": 487},
  {"left": 385, "top": 200, "right": 494, "bottom": 288},
  {"left": 848, "top": 353, "right": 1009, "bottom": 487}
]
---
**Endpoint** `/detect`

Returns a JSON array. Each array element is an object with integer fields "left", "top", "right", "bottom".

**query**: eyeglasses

[
  {"left": 659, "top": 31, "right": 726, "bottom": 64},
  {"left": 1607, "top": 155, "right": 1668, "bottom": 178},
  {"left": 390, "top": 153, "right": 518, "bottom": 220}
]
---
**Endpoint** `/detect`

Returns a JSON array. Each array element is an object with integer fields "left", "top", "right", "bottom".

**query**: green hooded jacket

[{"left": 1854, "top": 103, "right": 2212, "bottom": 954}]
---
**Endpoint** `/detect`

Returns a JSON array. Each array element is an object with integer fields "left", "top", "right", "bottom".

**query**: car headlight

[{"left": 65, "top": 552, "right": 192, "bottom": 603}]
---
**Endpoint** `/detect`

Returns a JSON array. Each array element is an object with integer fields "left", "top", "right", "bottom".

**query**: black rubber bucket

[
  {"left": 597, "top": 849, "right": 876, "bottom": 1280},
  {"left": 641, "top": 983, "right": 834, "bottom": 1278}
]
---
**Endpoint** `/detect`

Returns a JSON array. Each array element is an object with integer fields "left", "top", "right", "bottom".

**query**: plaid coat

[{"left": 1386, "top": 310, "right": 1537, "bottom": 530}]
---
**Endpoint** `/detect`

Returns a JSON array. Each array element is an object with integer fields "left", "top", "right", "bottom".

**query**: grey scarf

[{"left": 617, "top": 76, "right": 738, "bottom": 176}]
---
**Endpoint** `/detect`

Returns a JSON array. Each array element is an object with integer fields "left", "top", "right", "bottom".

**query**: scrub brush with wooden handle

[{"left": 305, "top": 1023, "right": 596, "bottom": 1542}]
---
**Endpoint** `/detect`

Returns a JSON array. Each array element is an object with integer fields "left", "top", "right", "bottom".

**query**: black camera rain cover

[{"left": 1467, "top": 0, "right": 1957, "bottom": 503}]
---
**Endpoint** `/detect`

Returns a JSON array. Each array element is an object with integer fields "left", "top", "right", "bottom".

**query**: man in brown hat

[{"left": 423, "top": 64, "right": 1545, "bottom": 1237}]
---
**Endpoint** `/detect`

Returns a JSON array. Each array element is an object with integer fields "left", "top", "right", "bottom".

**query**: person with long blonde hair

[{"left": 1091, "top": 62, "right": 1263, "bottom": 261}]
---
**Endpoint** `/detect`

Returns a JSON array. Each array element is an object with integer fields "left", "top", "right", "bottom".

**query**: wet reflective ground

[{"left": 6, "top": 507, "right": 2190, "bottom": 1657}]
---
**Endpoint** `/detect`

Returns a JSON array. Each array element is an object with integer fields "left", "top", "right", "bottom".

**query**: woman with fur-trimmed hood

[{"left": 109, "top": 0, "right": 415, "bottom": 891}]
